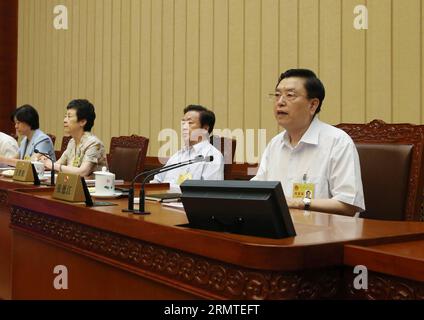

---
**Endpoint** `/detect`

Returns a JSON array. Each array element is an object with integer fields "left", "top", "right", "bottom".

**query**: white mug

[{"left": 93, "top": 167, "right": 115, "bottom": 195}]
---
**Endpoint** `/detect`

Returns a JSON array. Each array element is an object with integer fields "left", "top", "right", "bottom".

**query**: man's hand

[
  {"left": 285, "top": 196, "right": 358, "bottom": 216},
  {"left": 285, "top": 197, "right": 303, "bottom": 209}
]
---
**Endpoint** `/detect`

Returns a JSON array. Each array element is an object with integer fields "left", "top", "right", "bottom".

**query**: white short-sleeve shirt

[
  {"left": 152, "top": 140, "right": 224, "bottom": 189},
  {"left": 0, "top": 132, "right": 19, "bottom": 159},
  {"left": 252, "top": 117, "right": 365, "bottom": 211}
]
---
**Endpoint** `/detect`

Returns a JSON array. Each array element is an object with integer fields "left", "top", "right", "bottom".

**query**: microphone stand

[
  {"left": 122, "top": 155, "right": 208, "bottom": 214},
  {"left": 34, "top": 148, "right": 55, "bottom": 186}
]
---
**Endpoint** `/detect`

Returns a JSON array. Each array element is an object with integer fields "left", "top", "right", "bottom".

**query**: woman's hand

[{"left": 39, "top": 156, "right": 52, "bottom": 170}]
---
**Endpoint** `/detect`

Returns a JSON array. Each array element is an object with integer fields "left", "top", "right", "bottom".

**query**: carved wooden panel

[
  {"left": 10, "top": 206, "right": 342, "bottom": 300},
  {"left": 344, "top": 268, "right": 424, "bottom": 300},
  {"left": 0, "top": 190, "right": 7, "bottom": 205},
  {"left": 336, "top": 120, "right": 424, "bottom": 221}
]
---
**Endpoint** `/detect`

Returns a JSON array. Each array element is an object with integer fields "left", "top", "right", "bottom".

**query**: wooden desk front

[
  {"left": 0, "top": 177, "right": 49, "bottom": 300},
  {"left": 7, "top": 187, "right": 424, "bottom": 299}
]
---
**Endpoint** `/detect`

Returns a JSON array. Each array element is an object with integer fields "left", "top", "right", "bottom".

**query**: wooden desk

[
  {"left": 7, "top": 187, "right": 424, "bottom": 299},
  {"left": 344, "top": 239, "right": 424, "bottom": 299},
  {"left": 0, "top": 177, "right": 47, "bottom": 300}
]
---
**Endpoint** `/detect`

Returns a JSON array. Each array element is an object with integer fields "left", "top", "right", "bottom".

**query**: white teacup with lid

[{"left": 93, "top": 167, "right": 115, "bottom": 195}]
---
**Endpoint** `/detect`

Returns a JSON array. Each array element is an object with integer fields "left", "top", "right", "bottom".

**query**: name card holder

[
  {"left": 53, "top": 173, "right": 85, "bottom": 202},
  {"left": 52, "top": 173, "right": 118, "bottom": 207},
  {"left": 13, "top": 160, "right": 40, "bottom": 185}
]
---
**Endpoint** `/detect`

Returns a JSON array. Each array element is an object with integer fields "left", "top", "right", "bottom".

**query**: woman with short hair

[
  {"left": 0, "top": 104, "right": 55, "bottom": 166},
  {"left": 41, "top": 99, "right": 107, "bottom": 177}
]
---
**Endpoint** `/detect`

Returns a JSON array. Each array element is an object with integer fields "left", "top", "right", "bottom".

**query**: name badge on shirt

[
  {"left": 72, "top": 156, "right": 81, "bottom": 167},
  {"left": 292, "top": 183, "right": 315, "bottom": 199},
  {"left": 177, "top": 172, "right": 192, "bottom": 185}
]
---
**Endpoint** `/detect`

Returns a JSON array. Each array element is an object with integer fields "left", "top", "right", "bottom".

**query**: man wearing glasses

[{"left": 252, "top": 69, "right": 365, "bottom": 216}]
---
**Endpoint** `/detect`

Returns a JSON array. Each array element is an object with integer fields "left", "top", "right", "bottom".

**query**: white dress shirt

[
  {"left": 252, "top": 117, "right": 365, "bottom": 211},
  {"left": 152, "top": 140, "right": 224, "bottom": 189},
  {"left": 0, "top": 132, "right": 19, "bottom": 159}
]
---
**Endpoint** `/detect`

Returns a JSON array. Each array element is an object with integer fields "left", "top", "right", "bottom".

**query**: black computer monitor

[{"left": 180, "top": 180, "right": 296, "bottom": 239}]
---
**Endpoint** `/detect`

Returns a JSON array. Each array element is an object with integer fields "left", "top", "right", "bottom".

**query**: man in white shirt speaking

[
  {"left": 252, "top": 69, "right": 365, "bottom": 216},
  {"left": 152, "top": 105, "right": 224, "bottom": 189}
]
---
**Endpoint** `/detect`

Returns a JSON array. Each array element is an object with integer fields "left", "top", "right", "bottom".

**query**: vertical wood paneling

[
  {"left": 341, "top": 0, "right": 366, "bottom": 122},
  {"left": 70, "top": 1, "right": 79, "bottom": 99},
  {"left": 32, "top": 0, "right": 41, "bottom": 117},
  {"left": 78, "top": 0, "right": 87, "bottom": 98},
  {"left": 244, "top": 0, "right": 261, "bottom": 136},
  {"left": 213, "top": 0, "right": 228, "bottom": 129},
  {"left": 150, "top": 0, "right": 163, "bottom": 155},
  {"left": 129, "top": 0, "right": 141, "bottom": 136},
  {"left": 393, "top": 0, "right": 421, "bottom": 122},
  {"left": 261, "top": 0, "right": 279, "bottom": 139},
  {"left": 55, "top": 0, "right": 67, "bottom": 148},
  {"left": 16, "top": 0, "right": 25, "bottom": 108},
  {"left": 139, "top": 0, "right": 151, "bottom": 139},
  {"left": 42, "top": 0, "right": 52, "bottom": 132},
  {"left": 298, "top": 0, "right": 319, "bottom": 71},
  {"left": 228, "top": 0, "right": 244, "bottom": 131},
  {"left": 422, "top": 0, "right": 424, "bottom": 124},
  {"left": 94, "top": 0, "right": 104, "bottom": 140},
  {"left": 110, "top": 0, "right": 121, "bottom": 140},
  {"left": 37, "top": 0, "right": 47, "bottom": 129},
  {"left": 319, "top": 0, "right": 342, "bottom": 125},
  {"left": 16, "top": 0, "right": 424, "bottom": 159},
  {"left": 199, "top": 0, "right": 213, "bottom": 108},
  {"left": 86, "top": 0, "right": 96, "bottom": 103},
  {"left": 186, "top": 0, "right": 199, "bottom": 104},
  {"left": 27, "top": 0, "right": 34, "bottom": 104},
  {"left": 119, "top": 0, "right": 131, "bottom": 136},
  {"left": 51, "top": 0, "right": 60, "bottom": 136},
  {"left": 62, "top": 0, "right": 72, "bottom": 106},
  {"left": 279, "top": 0, "right": 298, "bottom": 72},
  {"left": 101, "top": 0, "right": 112, "bottom": 145},
  {"left": 174, "top": 0, "right": 186, "bottom": 131},
  {"left": 162, "top": 0, "right": 174, "bottom": 132},
  {"left": 366, "top": 0, "right": 391, "bottom": 122}
]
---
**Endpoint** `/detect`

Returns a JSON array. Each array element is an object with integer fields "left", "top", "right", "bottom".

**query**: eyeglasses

[{"left": 268, "top": 91, "right": 304, "bottom": 102}]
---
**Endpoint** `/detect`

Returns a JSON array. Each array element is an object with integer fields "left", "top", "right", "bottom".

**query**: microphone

[
  {"left": 34, "top": 148, "right": 55, "bottom": 186},
  {"left": 123, "top": 155, "right": 214, "bottom": 214}
]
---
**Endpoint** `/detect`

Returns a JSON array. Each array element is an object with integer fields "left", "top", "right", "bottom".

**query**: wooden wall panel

[
  {"left": 173, "top": 0, "right": 186, "bottom": 131},
  {"left": 198, "top": 0, "right": 213, "bottom": 109},
  {"left": 228, "top": 0, "right": 244, "bottom": 131},
  {"left": 392, "top": 0, "right": 421, "bottom": 122},
  {"left": 15, "top": 0, "right": 424, "bottom": 163},
  {"left": 213, "top": 0, "right": 229, "bottom": 130},
  {"left": 366, "top": 0, "right": 391, "bottom": 123},
  {"left": 0, "top": 0, "right": 18, "bottom": 134},
  {"left": 341, "top": 0, "right": 366, "bottom": 123},
  {"left": 319, "top": 0, "right": 342, "bottom": 125}
]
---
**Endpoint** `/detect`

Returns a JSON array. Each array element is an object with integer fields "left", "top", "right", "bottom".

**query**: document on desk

[
  {"left": 162, "top": 202, "right": 184, "bottom": 210},
  {"left": 134, "top": 197, "right": 184, "bottom": 211}
]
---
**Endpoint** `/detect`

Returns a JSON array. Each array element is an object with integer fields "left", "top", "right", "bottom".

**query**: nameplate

[
  {"left": 52, "top": 173, "right": 85, "bottom": 202},
  {"left": 13, "top": 160, "right": 40, "bottom": 185}
]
